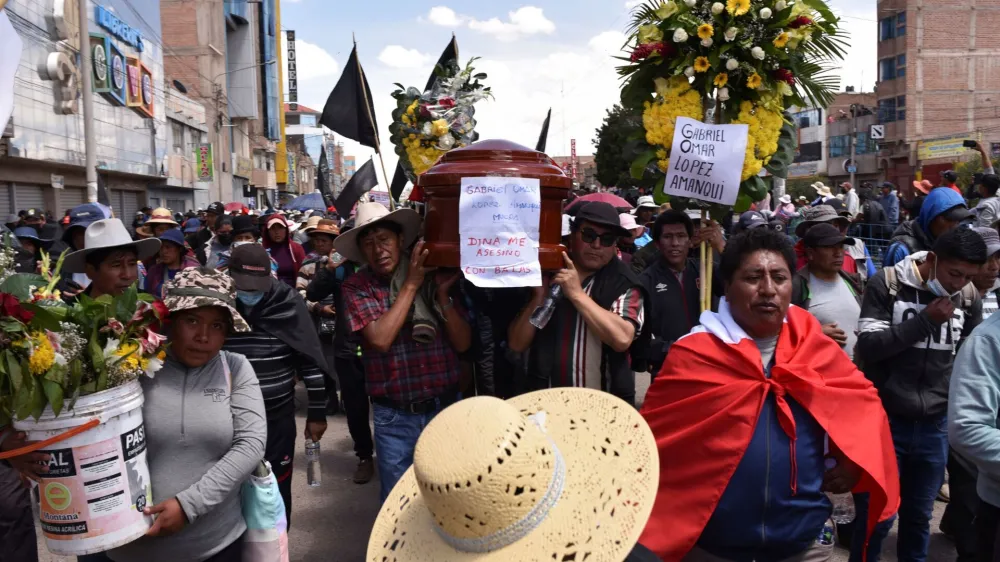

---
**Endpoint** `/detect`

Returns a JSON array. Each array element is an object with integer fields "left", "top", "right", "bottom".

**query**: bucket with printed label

[{"left": 12, "top": 380, "right": 153, "bottom": 556}]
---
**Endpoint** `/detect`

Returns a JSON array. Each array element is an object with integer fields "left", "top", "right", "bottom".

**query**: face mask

[
  {"left": 927, "top": 255, "right": 958, "bottom": 298},
  {"left": 216, "top": 234, "right": 232, "bottom": 246},
  {"left": 237, "top": 290, "right": 264, "bottom": 307}
]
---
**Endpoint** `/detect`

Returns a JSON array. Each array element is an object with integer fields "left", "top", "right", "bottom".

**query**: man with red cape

[{"left": 639, "top": 228, "right": 899, "bottom": 561}]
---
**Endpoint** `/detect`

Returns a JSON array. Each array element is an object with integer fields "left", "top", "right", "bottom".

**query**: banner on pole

[
  {"left": 196, "top": 143, "right": 214, "bottom": 181},
  {"left": 663, "top": 117, "right": 748, "bottom": 206}
]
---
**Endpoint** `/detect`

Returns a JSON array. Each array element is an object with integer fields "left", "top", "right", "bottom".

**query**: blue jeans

[
  {"left": 372, "top": 399, "right": 452, "bottom": 503},
  {"left": 850, "top": 414, "right": 949, "bottom": 562}
]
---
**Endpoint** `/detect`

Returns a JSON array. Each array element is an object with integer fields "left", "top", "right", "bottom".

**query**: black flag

[
  {"left": 316, "top": 145, "right": 333, "bottom": 208},
  {"left": 96, "top": 168, "right": 112, "bottom": 208},
  {"left": 320, "top": 45, "right": 379, "bottom": 149},
  {"left": 334, "top": 158, "right": 379, "bottom": 217},
  {"left": 389, "top": 36, "right": 460, "bottom": 201},
  {"left": 536, "top": 108, "right": 552, "bottom": 153}
]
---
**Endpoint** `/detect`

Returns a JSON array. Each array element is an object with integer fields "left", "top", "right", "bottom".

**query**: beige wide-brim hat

[
  {"left": 63, "top": 219, "right": 161, "bottom": 273},
  {"left": 334, "top": 202, "right": 421, "bottom": 264},
  {"left": 301, "top": 215, "right": 323, "bottom": 233},
  {"left": 812, "top": 182, "right": 833, "bottom": 197},
  {"left": 367, "top": 388, "right": 659, "bottom": 562},
  {"left": 144, "top": 207, "right": 179, "bottom": 226}
]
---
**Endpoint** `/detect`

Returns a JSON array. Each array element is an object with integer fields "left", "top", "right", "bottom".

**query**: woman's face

[
  {"left": 152, "top": 224, "right": 171, "bottom": 237},
  {"left": 269, "top": 224, "right": 287, "bottom": 243},
  {"left": 234, "top": 232, "right": 257, "bottom": 244},
  {"left": 170, "top": 307, "right": 230, "bottom": 368}
]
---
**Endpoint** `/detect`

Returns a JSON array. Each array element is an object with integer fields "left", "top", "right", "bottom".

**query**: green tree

[
  {"left": 956, "top": 153, "right": 1000, "bottom": 192},
  {"left": 593, "top": 105, "right": 653, "bottom": 190}
]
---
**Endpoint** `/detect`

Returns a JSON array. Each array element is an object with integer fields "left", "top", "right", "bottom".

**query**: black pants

[
  {"left": 77, "top": 533, "right": 243, "bottom": 562},
  {"left": 943, "top": 449, "right": 980, "bottom": 562},
  {"left": 334, "top": 354, "right": 374, "bottom": 459},
  {"left": 978, "top": 500, "right": 1000, "bottom": 562},
  {"left": 0, "top": 464, "right": 36, "bottom": 562},
  {"left": 265, "top": 415, "right": 296, "bottom": 531}
]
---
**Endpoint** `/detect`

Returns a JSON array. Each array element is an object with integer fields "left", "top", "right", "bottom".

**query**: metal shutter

[
  {"left": 0, "top": 183, "right": 11, "bottom": 215},
  {"left": 58, "top": 188, "right": 86, "bottom": 212},
  {"left": 12, "top": 184, "right": 45, "bottom": 212},
  {"left": 119, "top": 191, "right": 139, "bottom": 220}
]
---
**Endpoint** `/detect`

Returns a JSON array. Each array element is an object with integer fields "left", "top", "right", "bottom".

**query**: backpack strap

[{"left": 884, "top": 265, "right": 899, "bottom": 299}]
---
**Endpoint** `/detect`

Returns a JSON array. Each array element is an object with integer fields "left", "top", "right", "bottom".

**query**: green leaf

[
  {"left": 14, "top": 381, "right": 32, "bottom": 421},
  {"left": 30, "top": 376, "right": 46, "bottom": 420},
  {"left": 631, "top": 150, "right": 659, "bottom": 180},
  {"left": 5, "top": 352, "right": 22, "bottom": 393},
  {"left": 765, "top": 119, "right": 799, "bottom": 179},
  {"left": 0, "top": 274, "right": 47, "bottom": 301},
  {"left": 0, "top": 319, "right": 25, "bottom": 332},
  {"left": 21, "top": 303, "right": 64, "bottom": 332},
  {"left": 42, "top": 379, "right": 64, "bottom": 417},
  {"left": 652, "top": 176, "right": 668, "bottom": 205},
  {"left": 740, "top": 176, "right": 769, "bottom": 202},
  {"left": 734, "top": 192, "right": 753, "bottom": 213}
]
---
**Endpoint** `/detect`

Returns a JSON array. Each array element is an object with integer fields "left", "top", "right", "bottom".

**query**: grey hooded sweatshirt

[{"left": 109, "top": 351, "right": 266, "bottom": 562}]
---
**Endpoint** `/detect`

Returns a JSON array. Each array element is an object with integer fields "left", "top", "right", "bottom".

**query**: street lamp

[{"left": 212, "top": 59, "right": 276, "bottom": 83}]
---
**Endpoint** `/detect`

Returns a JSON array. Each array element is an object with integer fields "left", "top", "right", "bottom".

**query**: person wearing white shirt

[{"left": 841, "top": 181, "right": 860, "bottom": 217}]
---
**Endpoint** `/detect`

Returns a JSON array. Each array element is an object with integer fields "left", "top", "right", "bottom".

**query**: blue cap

[
  {"left": 158, "top": 228, "right": 186, "bottom": 248},
  {"left": 63, "top": 203, "right": 112, "bottom": 244},
  {"left": 182, "top": 218, "right": 201, "bottom": 233},
  {"left": 13, "top": 226, "right": 41, "bottom": 241}
]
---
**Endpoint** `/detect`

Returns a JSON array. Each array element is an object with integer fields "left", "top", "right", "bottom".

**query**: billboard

[
  {"left": 917, "top": 132, "right": 982, "bottom": 162},
  {"left": 90, "top": 34, "right": 111, "bottom": 93}
]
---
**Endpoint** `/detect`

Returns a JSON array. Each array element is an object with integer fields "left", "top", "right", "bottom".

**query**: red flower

[
  {"left": 437, "top": 97, "right": 456, "bottom": 109},
  {"left": 152, "top": 300, "right": 169, "bottom": 322},
  {"left": 630, "top": 42, "right": 674, "bottom": 62},
  {"left": 788, "top": 16, "right": 813, "bottom": 29},
  {"left": 773, "top": 68, "right": 796, "bottom": 85},
  {"left": 0, "top": 293, "right": 34, "bottom": 324},
  {"left": 419, "top": 104, "right": 433, "bottom": 118}
]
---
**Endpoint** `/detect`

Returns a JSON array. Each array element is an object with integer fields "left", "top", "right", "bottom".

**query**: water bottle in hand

[
  {"left": 305, "top": 439, "right": 321, "bottom": 487},
  {"left": 825, "top": 457, "right": 855, "bottom": 523}
]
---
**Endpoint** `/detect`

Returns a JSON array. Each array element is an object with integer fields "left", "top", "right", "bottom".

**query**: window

[
  {"left": 829, "top": 135, "right": 850, "bottom": 158},
  {"left": 879, "top": 17, "right": 895, "bottom": 41},
  {"left": 897, "top": 12, "right": 906, "bottom": 36},
  {"left": 878, "top": 98, "right": 897, "bottom": 123},
  {"left": 171, "top": 121, "right": 184, "bottom": 155},
  {"left": 896, "top": 54, "right": 906, "bottom": 78},
  {"left": 300, "top": 115, "right": 317, "bottom": 127},
  {"left": 879, "top": 58, "right": 896, "bottom": 81},
  {"left": 792, "top": 108, "right": 821, "bottom": 129},
  {"left": 896, "top": 95, "right": 906, "bottom": 121},
  {"left": 795, "top": 142, "right": 823, "bottom": 162}
]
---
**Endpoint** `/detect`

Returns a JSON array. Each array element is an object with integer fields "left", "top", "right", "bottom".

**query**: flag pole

[{"left": 353, "top": 38, "right": 395, "bottom": 211}]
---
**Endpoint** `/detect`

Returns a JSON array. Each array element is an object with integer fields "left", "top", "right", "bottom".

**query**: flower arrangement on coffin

[
  {"left": 389, "top": 58, "right": 492, "bottom": 183},
  {"left": 618, "top": 0, "right": 846, "bottom": 215},
  {"left": 0, "top": 251, "right": 168, "bottom": 425}
]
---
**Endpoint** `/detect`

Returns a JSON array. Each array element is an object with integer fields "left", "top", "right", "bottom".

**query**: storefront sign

[
  {"left": 196, "top": 143, "right": 214, "bottom": 181},
  {"left": 138, "top": 62, "right": 154, "bottom": 118},
  {"left": 286, "top": 31, "right": 297, "bottom": 104},
  {"left": 38, "top": 52, "right": 79, "bottom": 115},
  {"left": 917, "top": 133, "right": 982, "bottom": 162},
  {"left": 991, "top": 142, "right": 1000, "bottom": 158},
  {"left": 663, "top": 117, "right": 749, "bottom": 206},
  {"left": 90, "top": 34, "right": 111, "bottom": 93},
  {"left": 51, "top": 174, "right": 65, "bottom": 189},
  {"left": 235, "top": 156, "right": 253, "bottom": 179},
  {"left": 95, "top": 4, "right": 144, "bottom": 52},
  {"left": 106, "top": 41, "right": 127, "bottom": 106},
  {"left": 53, "top": 0, "right": 81, "bottom": 46},
  {"left": 125, "top": 56, "right": 142, "bottom": 109}
]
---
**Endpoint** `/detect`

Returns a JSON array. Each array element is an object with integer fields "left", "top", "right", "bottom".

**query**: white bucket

[{"left": 13, "top": 380, "right": 153, "bottom": 556}]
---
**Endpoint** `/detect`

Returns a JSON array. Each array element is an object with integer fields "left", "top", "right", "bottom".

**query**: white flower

[
  {"left": 711, "top": 2, "right": 724, "bottom": 14},
  {"left": 726, "top": 58, "right": 739, "bottom": 70},
  {"left": 724, "top": 27, "right": 738, "bottom": 42},
  {"left": 103, "top": 338, "right": 121, "bottom": 361},
  {"left": 684, "top": 66, "right": 695, "bottom": 77},
  {"left": 684, "top": 0, "right": 697, "bottom": 6},
  {"left": 718, "top": 87, "right": 730, "bottom": 101},
  {"left": 778, "top": 81, "right": 794, "bottom": 96},
  {"left": 145, "top": 356, "right": 164, "bottom": 378},
  {"left": 759, "top": 7, "right": 772, "bottom": 19},
  {"left": 751, "top": 46, "right": 766, "bottom": 60},
  {"left": 775, "top": 0, "right": 787, "bottom": 9},
  {"left": 701, "top": 37, "right": 713, "bottom": 47},
  {"left": 673, "top": 28, "right": 689, "bottom": 42}
]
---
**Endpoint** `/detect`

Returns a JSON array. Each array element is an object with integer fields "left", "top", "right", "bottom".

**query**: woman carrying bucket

[{"left": 86, "top": 267, "right": 266, "bottom": 562}]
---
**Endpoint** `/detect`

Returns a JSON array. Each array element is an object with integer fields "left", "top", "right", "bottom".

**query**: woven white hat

[
  {"left": 367, "top": 389, "right": 658, "bottom": 562},
  {"left": 334, "top": 202, "right": 421, "bottom": 265}
]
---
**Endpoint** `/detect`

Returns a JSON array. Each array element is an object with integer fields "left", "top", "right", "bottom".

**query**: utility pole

[
  {"left": 849, "top": 103, "right": 858, "bottom": 189},
  {"left": 77, "top": 0, "right": 98, "bottom": 202}
]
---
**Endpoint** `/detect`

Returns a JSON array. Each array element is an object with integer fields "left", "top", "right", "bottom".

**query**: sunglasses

[{"left": 580, "top": 228, "right": 619, "bottom": 248}]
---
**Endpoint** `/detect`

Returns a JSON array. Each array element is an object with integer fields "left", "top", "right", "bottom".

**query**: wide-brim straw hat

[
  {"left": 367, "top": 388, "right": 659, "bottom": 562},
  {"left": 162, "top": 267, "right": 250, "bottom": 333},
  {"left": 334, "top": 202, "right": 421, "bottom": 264},
  {"left": 63, "top": 219, "right": 161, "bottom": 273},
  {"left": 812, "top": 182, "right": 833, "bottom": 197},
  {"left": 301, "top": 215, "right": 323, "bottom": 233},
  {"left": 144, "top": 207, "right": 179, "bottom": 226}
]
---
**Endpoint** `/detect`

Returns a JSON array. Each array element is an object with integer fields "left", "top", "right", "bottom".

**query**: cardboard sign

[
  {"left": 459, "top": 177, "right": 542, "bottom": 288},
  {"left": 663, "top": 117, "right": 749, "bottom": 206}
]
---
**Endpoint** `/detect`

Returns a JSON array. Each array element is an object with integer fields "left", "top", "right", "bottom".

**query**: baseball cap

[
  {"left": 941, "top": 170, "right": 959, "bottom": 182},
  {"left": 940, "top": 204, "right": 972, "bottom": 222},
  {"left": 978, "top": 174, "right": 1000, "bottom": 192},
  {"left": 973, "top": 227, "right": 1000, "bottom": 256},
  {"left": 63, "top": 203, "right": 111, "bottom": 243},
  {"left": 227, "top": 244, "right": 273, "bottom": 292},
  {"left": 733, "top": 211, "right": 768, "bottom": 234},
  {"left": 206, "top": 202, "right": 225, "bottom": 216},
  {"left": 182, "top": 218, "right": 202, "bottom": 233},
  {"left": 21, "top": 208, "right": 42, "bottom": 220},
  {"left": 803, "top": 223, "right": 855, "bottom": 248},
  {"left": 573, "top": 202, "right": 631, "bottom": 237},
  {"left": 157, "top": 228, "right": 186, "bottom": 248}
]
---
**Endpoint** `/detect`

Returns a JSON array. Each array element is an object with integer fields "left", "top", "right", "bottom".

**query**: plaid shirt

[{"left": 342, "top": 267, "right": 461, "bottom": 404}]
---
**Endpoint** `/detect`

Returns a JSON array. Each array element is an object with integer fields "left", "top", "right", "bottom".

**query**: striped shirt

[
  {"left": 223, "top": 332, "right": 327, "bottom": 422},
  {"left": 985, "top": 290, "right": 999, "bottom": 320},
  {"left": 552, "top": 279, "right": 645, "bottom": 390}
]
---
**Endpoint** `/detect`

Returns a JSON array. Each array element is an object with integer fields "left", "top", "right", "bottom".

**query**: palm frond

[{"left": 626, "top": 0, "right": 666, "bottom": 35}]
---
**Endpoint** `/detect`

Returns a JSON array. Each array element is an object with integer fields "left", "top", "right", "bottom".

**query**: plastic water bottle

[
  {"left": 817, "top": 522, "right": 835, "bottom": 546},
  {"left": 305, "top": 439, "right": 321, "bottom": 487},
  {"left": 825, "top": 457, "right": 856, "bottom": 523}
]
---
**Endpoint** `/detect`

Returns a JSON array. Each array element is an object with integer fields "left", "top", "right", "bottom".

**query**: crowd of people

[{"left": 0, "top": 164, "right": 1000, "bottom": 562}]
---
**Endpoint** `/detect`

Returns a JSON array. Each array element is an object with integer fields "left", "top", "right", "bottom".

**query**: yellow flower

[
  {"left": 114, "top": 342, "right": 141, "bottom": 372},
  {"left": 732, "top": 100, "right": 785, "bottom": 181},
  {"left": 697, "top": 23, "right": 714, "bottom": 40},
  {"left": 430, "top": 119, "right": 450, "bottom": 137},
  {"left": 657, "top": 158, "right": 670, "bottom": 172},
  {"left": 746, "top": 72, "right": 762, "bottom": 89},
  {"left": 655, "top": 1, "right": 679, "bottom": 19},
  {"left": 156, "top": 350, "right": 166, "bottom": 361},
  {"left": 726, "top": 0, "right": 750, "bottom": 16},
  {"left": 693, "top": 56, "right": 711, "bottom": 73},
  {"left": 656, "top": 149, "right": 668, "bottom": 159},
  {"left": 773, "top": 32, "right": 790, "bottom": 48},
  {"left": 28, "top": 332, "right": 55, "bottom": 376},
  {"left": 713, "top": 72, "right": 728, "bottom": 87},
  {"left": 642, "top": 85, "right": 704, "bottom": 149},
  {"left": 638, "top": 24, "right": 664, "bottom": 44}
]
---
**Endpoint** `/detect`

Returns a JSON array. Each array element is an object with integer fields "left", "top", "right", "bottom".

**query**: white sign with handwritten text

[
  {"left": 663, "top": 116, "right": 749, "bottom": 206},
  {"left": 459, "top": 177, "right": 542, "bottom": 288}
]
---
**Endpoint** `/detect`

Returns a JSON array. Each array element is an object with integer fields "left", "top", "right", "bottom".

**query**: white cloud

[
  {"left": 426, "top": 6, "right": 556, "bottom": 42},
  {"left": 624, "top": 0, "right": 644, "bottom": 9},
  {"left": 280, "top": 37, "right": 339, "bottom": 112},
  {"left": 378, "top": 45, "right": 431, "bottom": 69}
]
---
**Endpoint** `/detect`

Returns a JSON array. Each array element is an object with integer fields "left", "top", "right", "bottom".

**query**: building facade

[
  {"left": 1, "top": 0, "right": 165, "bottom": 218},
  {"left": 825, "top": 92, "right": 880, "bottom": 187},
  {"left": 786, "top": 106, "right": 827, "bottom": 180},
  {"left": 876, "top": 0, "right": 1000, "bottom": 188},
  {"left": 149, "top": 86, "right": 212, "bottom": 211}
]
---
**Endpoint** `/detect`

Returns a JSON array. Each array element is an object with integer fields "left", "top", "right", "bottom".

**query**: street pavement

[{"left": 37, "top": 373, "right": 953, "bottom": 562}]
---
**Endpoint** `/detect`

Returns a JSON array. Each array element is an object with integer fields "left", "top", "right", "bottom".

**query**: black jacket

[
  {"left": 857, "top": 253, "right": 982, "bottom": 419},
  {"left": 306, "top": 261, "right": 362, "bottom": 359},
  {"left": 638, "top": 256, "right": 722, "bottom": 374}
]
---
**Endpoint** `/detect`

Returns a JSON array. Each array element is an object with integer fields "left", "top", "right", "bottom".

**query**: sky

[{"left": 278, "top": 0, "right": 877, "bottom": 191}]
